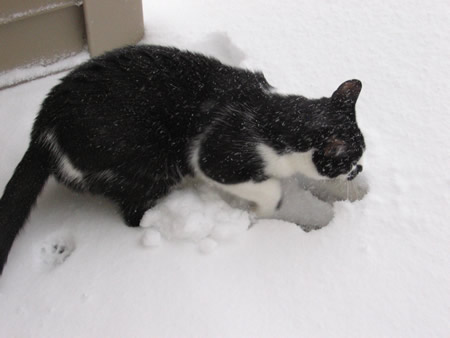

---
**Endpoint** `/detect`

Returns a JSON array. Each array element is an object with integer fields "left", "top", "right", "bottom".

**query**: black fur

[
  {"left": 0, "top": 45, "right": 365, "bottom": 274},
  {"left": 0, "top": 144, "right": 50, "bottom": 272}
]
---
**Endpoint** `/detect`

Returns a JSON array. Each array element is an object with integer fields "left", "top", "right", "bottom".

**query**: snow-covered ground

[{"left": 1, "top": 0, "right": 449, "bottom": 336}]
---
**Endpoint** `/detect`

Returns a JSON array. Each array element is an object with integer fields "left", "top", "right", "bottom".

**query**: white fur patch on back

[
  {"left": 42, "top": 131, "right": 85, "bottom": 187},
  {"left": 257, "top": 144, "right": 325, "bottom": 180},
  {"left": 60, "top": 154, "right": 84, "bottom": 182},
  {"left": 94, "top": 169, "right": 117, "bottom": 184}
]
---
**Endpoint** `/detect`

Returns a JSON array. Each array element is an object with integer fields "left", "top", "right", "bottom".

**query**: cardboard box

[{"left": 0, "top": 0, "right": 144, "bottom": 74}]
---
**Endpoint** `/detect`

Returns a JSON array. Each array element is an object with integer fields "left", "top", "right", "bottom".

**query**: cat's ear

[
  {"left": 324, "top": 137, "right": 347, "bottom": 157},
  {"left": 331, "top": 79, "right": 362, "bottom": 108}
]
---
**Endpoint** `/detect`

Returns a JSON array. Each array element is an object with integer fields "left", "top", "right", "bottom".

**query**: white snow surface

[{"left": 1, "top": 0, "right": 450, "bottom": 336}]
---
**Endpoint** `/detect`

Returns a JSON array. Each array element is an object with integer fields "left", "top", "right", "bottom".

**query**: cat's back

[
  {"left": 33, "top": 46, "right": 215, "bottom": 139},
  {"left": 42, "top": 45, "right": 217, "bottom": 110},
  {"left": 31, "top": 45, "right": 271, "bottom": 171},
  {"left": 34, "top": 45, "right": 271, "bottom": 134},
  {"left": 66, "top": 45, "right": 219, "bottom": 88},
  {"left": 48, "top": 45, "right": 263, "bottom": 99}
]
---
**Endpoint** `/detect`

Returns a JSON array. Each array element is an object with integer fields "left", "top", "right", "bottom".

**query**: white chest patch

[
  {"left": 257, "top": 144, "right": 324, "bottom": 180},
  {"left": 189, "top": 141, "right": 283, "bottom": 217}
]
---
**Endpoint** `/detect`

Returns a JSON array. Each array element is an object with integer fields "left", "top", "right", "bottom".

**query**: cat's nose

[{"left": 347, "top": 164, "right": 363, "bottom": 180}]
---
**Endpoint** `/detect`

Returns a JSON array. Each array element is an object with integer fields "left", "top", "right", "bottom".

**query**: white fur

[
  {"left": 94, "top": 169, "right": 117, "bottom": 184},
  {"left": 42, "top": 131, "right": 85, "bottom": 186},
  {"left": 60, "top": 154, "right": 84, "bottom": 182},
  {"left": 257, "top": 144, "right": 325, "bottom": 180},
  {"left": 335, "top": 145, "right": 346, "bottom": 156},
  {"left": 190, "top": 142, "right": 282, "bottom": 217}
]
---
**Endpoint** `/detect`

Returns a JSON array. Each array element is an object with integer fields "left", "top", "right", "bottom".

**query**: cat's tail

[{"left": 0, "top": 142, "right": 51, "bottom": 275}]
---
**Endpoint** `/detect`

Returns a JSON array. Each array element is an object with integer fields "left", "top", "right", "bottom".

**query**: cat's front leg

[{"left": 218, "top": 178, "right": 282, "bottom": 218}]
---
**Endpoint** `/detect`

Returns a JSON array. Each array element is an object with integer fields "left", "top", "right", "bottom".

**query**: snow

[
  {"left": 139, "top": 184, "right": 251, "bottom": 245},
  {"left": 1, "top": 0, "right": 450, "bottom": 336},
  {"left": 141, "top": 229, "right": 162, "bottom": 248},
  {"left": 0, "top": 50, "right": 90, "bottom": 89},
  {"left": 36, "top": 232, "right": 76, "bottom": 270},
  {"left": 198, "top": 238, "right": 218, "bottom": 254}
]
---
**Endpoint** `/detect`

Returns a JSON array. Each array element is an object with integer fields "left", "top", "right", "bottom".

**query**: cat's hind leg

[
  {"left": 96, "top": 177, "right": 172, "bottom": 228},
  {"left": 117, "top": 184, "right": 171, "bottom": 228},
  {"left": 119, "top": 201, "right": 150, "bottom": 228}
]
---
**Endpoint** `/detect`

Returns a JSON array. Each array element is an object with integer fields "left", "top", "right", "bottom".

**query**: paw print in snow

[{"left": 39, "top": 235, "right": 75, "bottom": 268}]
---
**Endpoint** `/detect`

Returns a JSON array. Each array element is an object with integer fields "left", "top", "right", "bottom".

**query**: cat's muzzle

[{"left": 347, "top": 165, "right": 363, "bottom": 181}]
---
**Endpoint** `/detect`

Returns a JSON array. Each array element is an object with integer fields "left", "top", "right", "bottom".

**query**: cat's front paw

[
  {"left": 296, "top": 174, "right": 369, "bottom": 203},
  {"left": 321, "top": 175, "right": 369, "bottom": 202},
  {"left": 274, "top": 184, "right": 335, "bottom": 229}
]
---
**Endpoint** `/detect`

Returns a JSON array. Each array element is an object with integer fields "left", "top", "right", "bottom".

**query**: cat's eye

[{"left": 324, "top": 137, "right": 347, "bottom": 157}]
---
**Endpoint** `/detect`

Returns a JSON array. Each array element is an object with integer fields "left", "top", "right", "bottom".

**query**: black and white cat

[{"left": 0, "top": 45, "right": 365, "bottom": 274}]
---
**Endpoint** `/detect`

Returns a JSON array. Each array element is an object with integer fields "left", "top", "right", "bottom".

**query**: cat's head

[{"left": 308, "top": 80, "right": 365, "bottom": 181}]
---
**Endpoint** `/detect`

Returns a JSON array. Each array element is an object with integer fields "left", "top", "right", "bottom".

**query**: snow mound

[
  {"left": 191, "top": 32, "right": 247, "bottom": 67},
  {"left": 139, "top": 176, "right": 367, "bottom": 247},
  {"left": 141, "top": 229, "right": 162, "bottom": 248},
  {"left": 198, "top": 238, "right": 218, "bottom": 254},
  {"left": 139, "top": 184, "right": 251, "bottom": 250}
]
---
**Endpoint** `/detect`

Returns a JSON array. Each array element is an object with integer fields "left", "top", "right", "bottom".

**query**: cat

[{"left": 0, "top": 45, "right": 365, "bottom": 274}]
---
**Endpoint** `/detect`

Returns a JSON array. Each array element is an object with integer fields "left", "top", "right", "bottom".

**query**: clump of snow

[
  {"left": 141, "top": 229, "right": 161, "bottom": 248},
  {"left": 198, "top": 238, "right": 218, "bottom": 254},
  {"left": 139, "top": 184, "right": 251, "bottom": 249}
]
